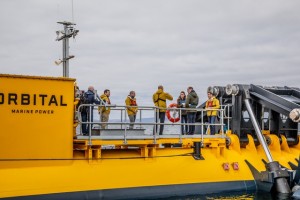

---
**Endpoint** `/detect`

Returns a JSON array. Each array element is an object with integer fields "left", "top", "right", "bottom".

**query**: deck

[{"left": 73, "top": 128, "right": 227, "bottom": 160}]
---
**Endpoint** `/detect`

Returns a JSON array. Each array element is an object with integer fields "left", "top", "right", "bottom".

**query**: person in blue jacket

[{"left": 81, "top": 86, "right": 100, "bottom": 135}]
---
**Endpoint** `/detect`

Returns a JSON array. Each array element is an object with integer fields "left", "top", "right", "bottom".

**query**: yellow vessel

[
  {"left": 1, "top": 22, "right": 300, "bottom": 200},
  {"left": 1, "top": 73, "right": 300, "bottom": 199}
]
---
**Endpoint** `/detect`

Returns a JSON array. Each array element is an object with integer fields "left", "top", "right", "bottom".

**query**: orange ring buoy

[{"left": 166, "top": 103, "right": 180, "bottom": 123}]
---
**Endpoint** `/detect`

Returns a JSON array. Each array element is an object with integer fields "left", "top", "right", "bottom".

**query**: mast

[{"left": 55, "top": 21, "right": 79, "bottom": 77}]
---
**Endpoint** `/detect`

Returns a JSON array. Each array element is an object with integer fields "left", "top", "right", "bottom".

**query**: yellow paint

[
  {"left": 0, "top": 74, "right": 300, "bottom": 199},
  {"left": 246, "top": 134, "right": 257, "bottom": 153},
  {"left": 267, "top": 134, "right": 281, "bottom": 153},
  {"left": 0, "top": 74, "right": 75, "bottom": 159},
  {"left": 226, "top": 131, "right": 241, "bottom": 153},
  {"left": 1, "top": 134, "right": 299, "bottom": 199}
]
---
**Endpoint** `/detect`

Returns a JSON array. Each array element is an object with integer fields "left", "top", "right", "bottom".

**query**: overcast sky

[{"left": 1, "top": 0, "right": 300, "bottom": 108}]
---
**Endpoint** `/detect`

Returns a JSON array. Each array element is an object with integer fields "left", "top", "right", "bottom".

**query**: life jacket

[
  {"left": 207, "top": 100, "right": 214, "bottom": 107},
  {"left": 129, "top": 96, "right": 137, "bottom": 106},
  {"left": 102, "top": 95, "right": 111, "bottom": 105},
  {"left": 155, "top": 94, "right": 166, "bottom": 102},
  {"left": 99, "top": 94, "right": 111, "bottom": 114},
  {"left": 153, "top": 89, "right": 173, "bottom": 112},
  {"left": 154, "top": 93, "right": 166, "bottom": 107},
  {"left": 206, "top": 97, "right": 220, "bottom": 116},
  {"left": 107, "top": 97, "right": 111, "bottom": 104}
]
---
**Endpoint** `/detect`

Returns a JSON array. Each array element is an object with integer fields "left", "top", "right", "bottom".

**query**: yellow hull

[{"left": 1, "top": 135, "right": 299, "bottom": 199}]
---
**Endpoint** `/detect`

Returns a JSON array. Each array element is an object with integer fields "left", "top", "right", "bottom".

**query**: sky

[{"left": 1, "top": 0, "right": 300, "bottom": 110}]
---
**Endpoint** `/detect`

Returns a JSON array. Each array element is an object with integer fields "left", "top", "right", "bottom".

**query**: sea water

[{"left": 162, "top": 190, "right": 290, "bottom": 200}]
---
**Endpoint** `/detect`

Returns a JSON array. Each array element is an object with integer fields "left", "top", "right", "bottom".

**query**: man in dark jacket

[
  {"left": 185, "top": 86, "right": 199, "bottom": 135},
  {"left": 81, "top": 86, "right": 100, "bottom": 135}
]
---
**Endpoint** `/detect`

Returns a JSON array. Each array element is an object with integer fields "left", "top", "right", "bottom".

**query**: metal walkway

[{"left": 76, "top": 130, "right": 226, "bottom": 140}]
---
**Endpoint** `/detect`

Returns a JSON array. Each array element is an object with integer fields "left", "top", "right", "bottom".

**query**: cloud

[{"left": 1, "top": 0, "right": 300, "bottom": 109}]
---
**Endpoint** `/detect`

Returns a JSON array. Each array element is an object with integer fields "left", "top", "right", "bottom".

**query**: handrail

[{"left": 77, "top": 104, "right": 230, "bottom": 145}]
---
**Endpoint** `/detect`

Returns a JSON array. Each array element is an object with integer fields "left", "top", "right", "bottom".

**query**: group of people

[
  {"left": 78, "top": 86, "right": 137, "bottom": 135},
  {"left": 78, "top": 85, "right": 220, "bottom": 136},
  {"left": 175, "top": 86, "right": 199, "bottom": 135},
  {"left": 176, "top": 87, "right": 221, "bottom": 135},
  {"left": 78, "top": 86, "right": 111, "bottom": 135}
]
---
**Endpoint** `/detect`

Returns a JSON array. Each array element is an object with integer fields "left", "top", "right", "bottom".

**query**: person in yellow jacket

[
  {"left": 125, "top": 91, "right": 138, "bottom": 129},
  {"left": 152, "top": 85, "right": 173, "bottom": 135},
  {"left": 205, "top": 91, "right": 220, "bottom": 135},
  {"left": 99, "top": 89, "right": 111, "bottom": 129}
]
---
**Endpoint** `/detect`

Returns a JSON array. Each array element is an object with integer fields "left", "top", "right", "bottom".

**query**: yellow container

[{"left": 0, "top": 74, "right": 75, "bottom": 159}]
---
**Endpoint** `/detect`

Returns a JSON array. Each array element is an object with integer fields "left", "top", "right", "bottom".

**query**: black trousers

[
  {"left": 81, "top": 111, "right": 88, "bottom": 134},
  {"left": 81, "top": 109, "right": 94, "bottom": 135},
  {"left": 154, "top": 112, "right": 166, "bottom": 135}
]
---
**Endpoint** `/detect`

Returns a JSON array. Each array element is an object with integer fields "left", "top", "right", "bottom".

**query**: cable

[{"left": 0, "top": 153, "right": 193, "bottom": 162}]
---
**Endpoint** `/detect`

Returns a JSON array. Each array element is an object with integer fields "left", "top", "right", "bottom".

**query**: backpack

[{"left": 77, "top": 92, "right": 90, "bottom": 112}]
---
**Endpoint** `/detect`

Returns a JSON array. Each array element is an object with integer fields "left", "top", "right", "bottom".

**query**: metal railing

[
  {"left": 220, "top": 104, "right": 232, "bottom": 132},
  {"left": 77, "top": 104, "right": 230, "bottom": 145}
]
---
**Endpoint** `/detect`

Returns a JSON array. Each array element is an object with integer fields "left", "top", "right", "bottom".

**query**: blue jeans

[
  {"left": 187, "top": 112, "right": 196, "bottom": 134},
  {"left": 181, "top": 115, "right": 188, "bottom": 135},
  {"left": 208, "top": 116, "right": 216, "bottom": 135}
]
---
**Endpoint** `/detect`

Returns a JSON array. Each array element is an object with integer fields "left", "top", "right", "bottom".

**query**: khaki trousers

[{"left": 101, "top": 113, "right": 110, "bottom": 129}]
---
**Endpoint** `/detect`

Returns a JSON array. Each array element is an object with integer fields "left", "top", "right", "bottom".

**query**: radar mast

[{"left": 55, "top": 21, "right": 79, "bottom": 77}]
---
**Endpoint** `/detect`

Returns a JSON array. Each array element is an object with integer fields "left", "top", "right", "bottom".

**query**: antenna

[
  {"left": 55, "top": 21, "right": 79, "bottom": 77},
  {"left": 71, "top": 0, "right": 74, "bottom": 23}
]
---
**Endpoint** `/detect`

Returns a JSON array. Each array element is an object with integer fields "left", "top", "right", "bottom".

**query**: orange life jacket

[
  {"left": 207, "top": 100, "right": 214, "bottom": 107},
  {"left": 129, "top": 98, "right": 137, "bottom": 106}
]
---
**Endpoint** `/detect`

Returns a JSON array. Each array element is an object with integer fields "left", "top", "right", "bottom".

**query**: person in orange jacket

[
  {"left": 125, "top": 91, "right": 138, "bottom": 129},
  {"left": 99, "top": 89, "right": 111, "bottom": 129}
]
